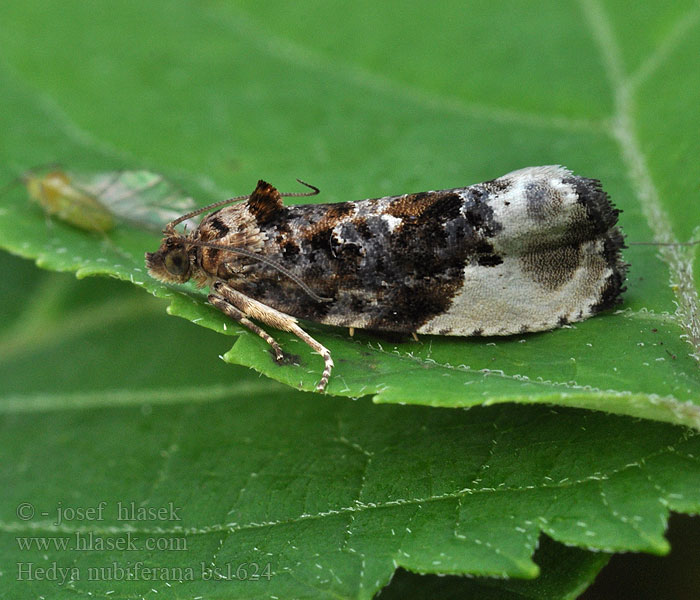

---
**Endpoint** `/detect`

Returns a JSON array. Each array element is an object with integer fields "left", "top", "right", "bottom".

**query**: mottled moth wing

[
  {"left": 194, "top": 165, "right": 626, "bottom": 336},
  {"left": 417, "top": 165, "right": 626, "bottom": 335}
]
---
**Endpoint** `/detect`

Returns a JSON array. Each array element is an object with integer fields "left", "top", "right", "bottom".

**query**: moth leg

[
  {"left": 348, "top": 327, "right": 355, "bottom": 337},
  {"left": 411, "top": 332, "right": 420, "bottom": 342},
  {"left": 207, "top": 293, "right": 284, "bottom": 362},
  {"left": 211, "top": 281, "right": 334, "bottom": 392}
]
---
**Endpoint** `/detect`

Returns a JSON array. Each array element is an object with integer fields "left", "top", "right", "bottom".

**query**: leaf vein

[
  {"left": 579, "top": 0, "right": 700, "bottom": 364},
  {"left": 213, "top": 5, "right": 604, "bottom": 134}
]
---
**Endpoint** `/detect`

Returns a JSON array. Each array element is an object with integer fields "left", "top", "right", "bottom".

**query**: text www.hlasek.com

[{"left": 16, "top": 531, "right": 186, "bottom": 552}]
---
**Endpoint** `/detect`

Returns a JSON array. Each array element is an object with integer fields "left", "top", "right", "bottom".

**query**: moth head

[{"left": 145, "top": 236, "right": 192, "bottom": 284}]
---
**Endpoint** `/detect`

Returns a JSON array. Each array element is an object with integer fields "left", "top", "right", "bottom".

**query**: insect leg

[
  {"left": 207, "top": 293, "right": 285, "bottom": 362},
  {"left": 211, "top": 281, "right": 333, "bottom": 392}
]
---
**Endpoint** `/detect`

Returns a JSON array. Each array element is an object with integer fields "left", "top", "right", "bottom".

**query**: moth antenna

[
  {"left": 165, "top": 181, "right": 319, "bottom": 233},
  {"left": 281, "top": 179, "right": 320, "bottom": 197},
  {"left": 164, "top": 193, "right": 252, "bottom": 234},
  {"left": 189, "top": 239, "right": 333, "bottom": 303}
]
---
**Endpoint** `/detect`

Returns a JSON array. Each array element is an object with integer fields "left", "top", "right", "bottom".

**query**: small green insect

[
  {"left": 20, "top": 168, "right": 198, "bottom": 233},
  {"left": 24, "top": 169, "right": 115, "bottom": 232}
]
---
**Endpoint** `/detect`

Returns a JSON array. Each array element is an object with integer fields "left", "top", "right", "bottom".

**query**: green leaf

[
  {"left": 2, "top": 252, "right": 699, "bottom": 599},
  {"left": 1, "top": 2, "right": 699, "bottom": 595},
  {"left": 1, "top": 1, "right": 699, "bottom": 429}
]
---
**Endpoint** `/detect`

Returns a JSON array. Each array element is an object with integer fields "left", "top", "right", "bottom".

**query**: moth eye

[{"left": 164, "top": 250, "right": 188, "bottom": 276}]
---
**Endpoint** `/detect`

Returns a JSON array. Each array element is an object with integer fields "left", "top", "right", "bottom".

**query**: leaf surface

[
  {"left": 1, "top": 2, "right": 700, "bottom": 596},
  {"left": 2, "top": 255, "right": 698, "bottom": 600},
  {"left": 1, "top": 1, "right": 699, "bottom": 427}
]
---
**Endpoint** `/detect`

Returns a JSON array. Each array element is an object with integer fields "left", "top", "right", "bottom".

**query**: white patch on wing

[
  {"left": 488, "top": 166, "right": 584, "bottom": 254},
  {"left": 417, "top": 167, "right": 617, "bottom": 337},
  {"left": 381, "top": 213, "right": 402, "bottom": 232},
  {"left": 418, "top": 239, "right": 612, "bottom": 336}
]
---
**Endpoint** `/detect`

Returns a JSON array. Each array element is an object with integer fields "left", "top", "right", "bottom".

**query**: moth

[{"left": 146, "top": 165, "right": 627, "bottom": 392}]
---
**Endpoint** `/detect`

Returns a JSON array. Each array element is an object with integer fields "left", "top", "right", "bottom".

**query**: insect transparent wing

[{"left": 74, "top": 170, "right": 200, "bottom": 231}]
